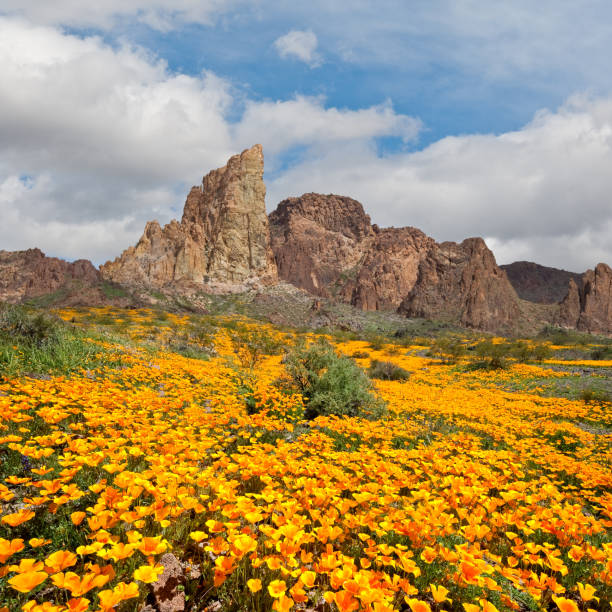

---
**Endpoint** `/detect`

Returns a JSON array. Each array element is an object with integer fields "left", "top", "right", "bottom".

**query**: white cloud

[
  {"left": 234, "top": 97, "right": 421, "bottom": 156},
  {"left": 266, "top": 96, "right": 612, "bottom": 273},
  {"left": 273, "top": 30, "right": 320, "bottom": 67},
  {"left": 0, "top": 0, "right": 244, "bottom": 30},
  {"left": 0, "top": 17, "right": 419, "bottom": 264}
]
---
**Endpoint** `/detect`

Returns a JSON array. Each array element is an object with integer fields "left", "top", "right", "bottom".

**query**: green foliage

[
  {"left": 0, "top": 304, "right": 102, "bottom": 378},
  {"left": 284, "top": 339, "right": 386, "bottom": 420},
  {"left": 473, "top": 339, "right": 510, "bottom": 370},
  {"left": 579, "top": 387, "right": 611, "bottom": 403},
  {"left": 510, "top": 340, "right": 552, "bottom": 363},
  {"left": 368, "top": 359, "right": 411, "bottom": 381},
  {"left": 351, "top": 350, "right": 370, "bottom": 359},
  {"left": 591, "top": 346, "right": 612, "bottom": 360},
  {"left": 228, "top": 324, "right": 284, "bottom": 369},
  {"left": 428, "top": 336, "right": 467, "bottom": 364},
  {"left": 100, "top": 281, "right": 128, "bottom": 299}
]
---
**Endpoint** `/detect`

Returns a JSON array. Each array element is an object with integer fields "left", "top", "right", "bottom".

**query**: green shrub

[
  {"left": 591, "top": 346, "right": 612, "bottom": 360},
  {"left": 532, "top": 342, "right": 552, "bottom": 362},
  {"left": 510, "top": 340, "right": 532, "bottom": 363},
  {"left": 428, "top": 336, "right": 466, "bottom": 364},
  {"left": 228, "top": 324, "right": 284, "bottom": 369},
  {"left": 351, "top": 350, "right": 370, "bottom": 359},
  {"left": 473, "top": 339, "right": 511, "bottom": 370},
  {"left": 284, "top": 339, "right": 386, "bottom": 420},
  {"left": 579, "top": 388, "right": 611, "bottom": 403},
  {"left": 368, "top": 359, "right": 411, "bottom": 381},
  {"left": 0, "top": 304, "right": 101, "bottom": 377}
]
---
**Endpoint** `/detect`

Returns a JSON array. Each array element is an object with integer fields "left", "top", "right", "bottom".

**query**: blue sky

[{"left": 2, "top": 1, "right": 612, "bottom": 271}]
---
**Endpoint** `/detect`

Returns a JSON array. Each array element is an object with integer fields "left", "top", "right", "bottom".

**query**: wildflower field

[{"left": 0, "top": 306, "right": 611, "bottom": 612}]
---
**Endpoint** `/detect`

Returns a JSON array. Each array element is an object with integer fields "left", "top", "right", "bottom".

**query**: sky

[{"left": 2, "top": 2, "right": 612, "bottom": 272}]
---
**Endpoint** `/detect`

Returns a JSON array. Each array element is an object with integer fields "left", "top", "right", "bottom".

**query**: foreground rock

[
  {"left": 558, "top": 263, "right": 612, "bottom": 334},
  {"left": 270, "top": 193, "right": 520, "bottom": 330},
  {"left": 0, "top": 248, "right": 100, "bottom": 303},
  {"left": 101, "top": 145, "right": 277, "bottom": 290}
]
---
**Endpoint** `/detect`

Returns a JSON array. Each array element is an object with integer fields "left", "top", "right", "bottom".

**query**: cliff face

[
  {"left": 501, "top": 261, "right": 583, "bottom": 304},
  {"left": 269, "top": 193, "right": 520, "bottom": 330},
  {"left": 269, "top": 193, "right": 435, "bottom": 311},
  {"left": 558, "top": 263, "right": 612, "bottom": 334},
  {"left": 101, "top": 145, "right": 276, "bottom": 289},
  {"left": 0, "top": 248, "right": 100, "bottom": 303},
  {"left": 398, "top": 238, "right": 521, "bottom": 332}
]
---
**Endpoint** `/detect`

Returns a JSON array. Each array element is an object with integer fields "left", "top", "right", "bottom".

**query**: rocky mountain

[
  {"left": 558, "top": 263, "right": 612, "bottom": 334},
  {"left": 269, "top": 193, "right": 520, "bottom": 331},
  {"left": 269, "top": 193, "right": 435, "bottom": 310},
  {"left": 0, "top": 248, "right": 100, "bottom": 303},
  {"left": 399, "top": 238, "right": 521, "bottom": 333},
  {"left": 2, "top": 145, "right": 612, "bottom": 335},
  {"left": 501, "top": 261, "right": 582, "bottom": 304},
  {"left": 101, "top": 145, "right": 277, "bottom": 291}
]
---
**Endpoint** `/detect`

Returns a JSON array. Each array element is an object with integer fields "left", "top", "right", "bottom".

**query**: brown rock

[
  {"left": 269, "top": 193, "right": 433, "bottom": 310},
  {"left": 101, "top": 145, "right": 277, "bottom": 289},
  {"left": 0, "top": 248, "right": 100, "bottom": 303},
  {"left": 558, "top": 277, "right": 581, "bottom": 328},
  {"left": 269, "top": 193, "right": 519, "bottom": 331},
  {"left": 501, "top": 261, "right": 583, "bottom": 304},
  {"left": 558, "top": 263, "right": 612, "bottom": 334},
  {"left": 398, "top": 238, "right": 521, "bottom": 332},
  {"left": 579, "top": 263, "right": 612, "bottom": 333},
  {"left": 150, "top": 553, "right": 184, "bottom": 612}
]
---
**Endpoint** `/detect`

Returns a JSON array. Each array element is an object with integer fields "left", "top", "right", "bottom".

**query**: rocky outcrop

[
  {"left": 501, "top": 261, "right": 583, "bottom": 304},
  {"left": 0, "top": 248, "right": 100, "bottom": 303},
  {"left": 558, "top": 264, "right": 612, "bottom": 333},
  {"left": 269, "top": 193, "right": 520, "bottom": 330},
  {"left": 101, "top": 145, "right": 276, "bottom": 289},
  {"left": 269, "top": 193, "right": 434, "bottom": 311},
  {"left": 398, "top": 238, "right": 521, "bottom": 332}
]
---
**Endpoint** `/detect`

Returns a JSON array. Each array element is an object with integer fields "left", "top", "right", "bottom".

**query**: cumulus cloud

[
  {"left": 273, "top": 30, "right": 321, "bottom": 66},
  {"left": 266, "top": 96, "right": 612, "bottom": 273},
  {"left": 0, "top": 17, "right": 419, "bottom": 263}
]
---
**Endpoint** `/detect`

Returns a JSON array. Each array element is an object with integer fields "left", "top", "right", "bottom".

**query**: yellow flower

[
  {"left": 552, "top": 598, "right": 580, "bottom": 612},
  {"left": 8, "top": 571, "right": 48, "bottom": 593},
  {"left": 134, "top": 564, "right": 164, "bottom": 584},
  {"left": 247, "top": 578, "right": 262, "bottom": 593},
  {"left": 189, "top": 530, "right": 207, "bottom": 542},
  {"left": 268, "top": 579, "right": 287, "bottom": 598}
]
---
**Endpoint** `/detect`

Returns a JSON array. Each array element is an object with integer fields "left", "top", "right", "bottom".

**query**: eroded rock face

[
  {"left": 101, "top": 145, "right": 276, "bottom": 289},
  {"left": 0, "top": 248, "right": 100, "bottom": 303},
  {"left": 558, "top": 264, "right": 612, "bottom": 333},
  {"left": 269, "top": 193, "right": 434, "bottom": 310},
  {"left": 269, "top": 193, "right": 519, "bottom": 331},
  {"left": 501, "top": 261, "right": 583, "bottom": 304},
  {"left": 398, "top": 238, "right": 521, "bottom": 332}
]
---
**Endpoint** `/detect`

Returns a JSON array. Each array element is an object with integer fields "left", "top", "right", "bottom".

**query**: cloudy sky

[{"left": 2, "top": 2, "right": 612, "bottom": 271}]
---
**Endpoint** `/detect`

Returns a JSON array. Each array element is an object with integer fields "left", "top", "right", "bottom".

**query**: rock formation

[
  {"left": 269, "top": 193, "right": 520, "bottom": 330},
  {"left": 0, "top": 248, "right": 100, "bottom": 303},
  {"left": 398, "top": 238, "right": 521, "bottom": 332},
  {"left": 501, "top": 261, "right": 583, "bottom": 304},
  {"left": 558, "top": 263, "right": 612, "bottom": 333},
  {"left": 101, "top": 145, "right": 276, "bottom": 289},
  {"left": 269, "top": 193, "right": 435, "bottom": 311}
]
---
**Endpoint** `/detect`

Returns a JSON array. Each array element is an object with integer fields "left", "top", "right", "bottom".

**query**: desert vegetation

[{"left": 0, "top": 305, "right": 611, "bottom": 611}]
